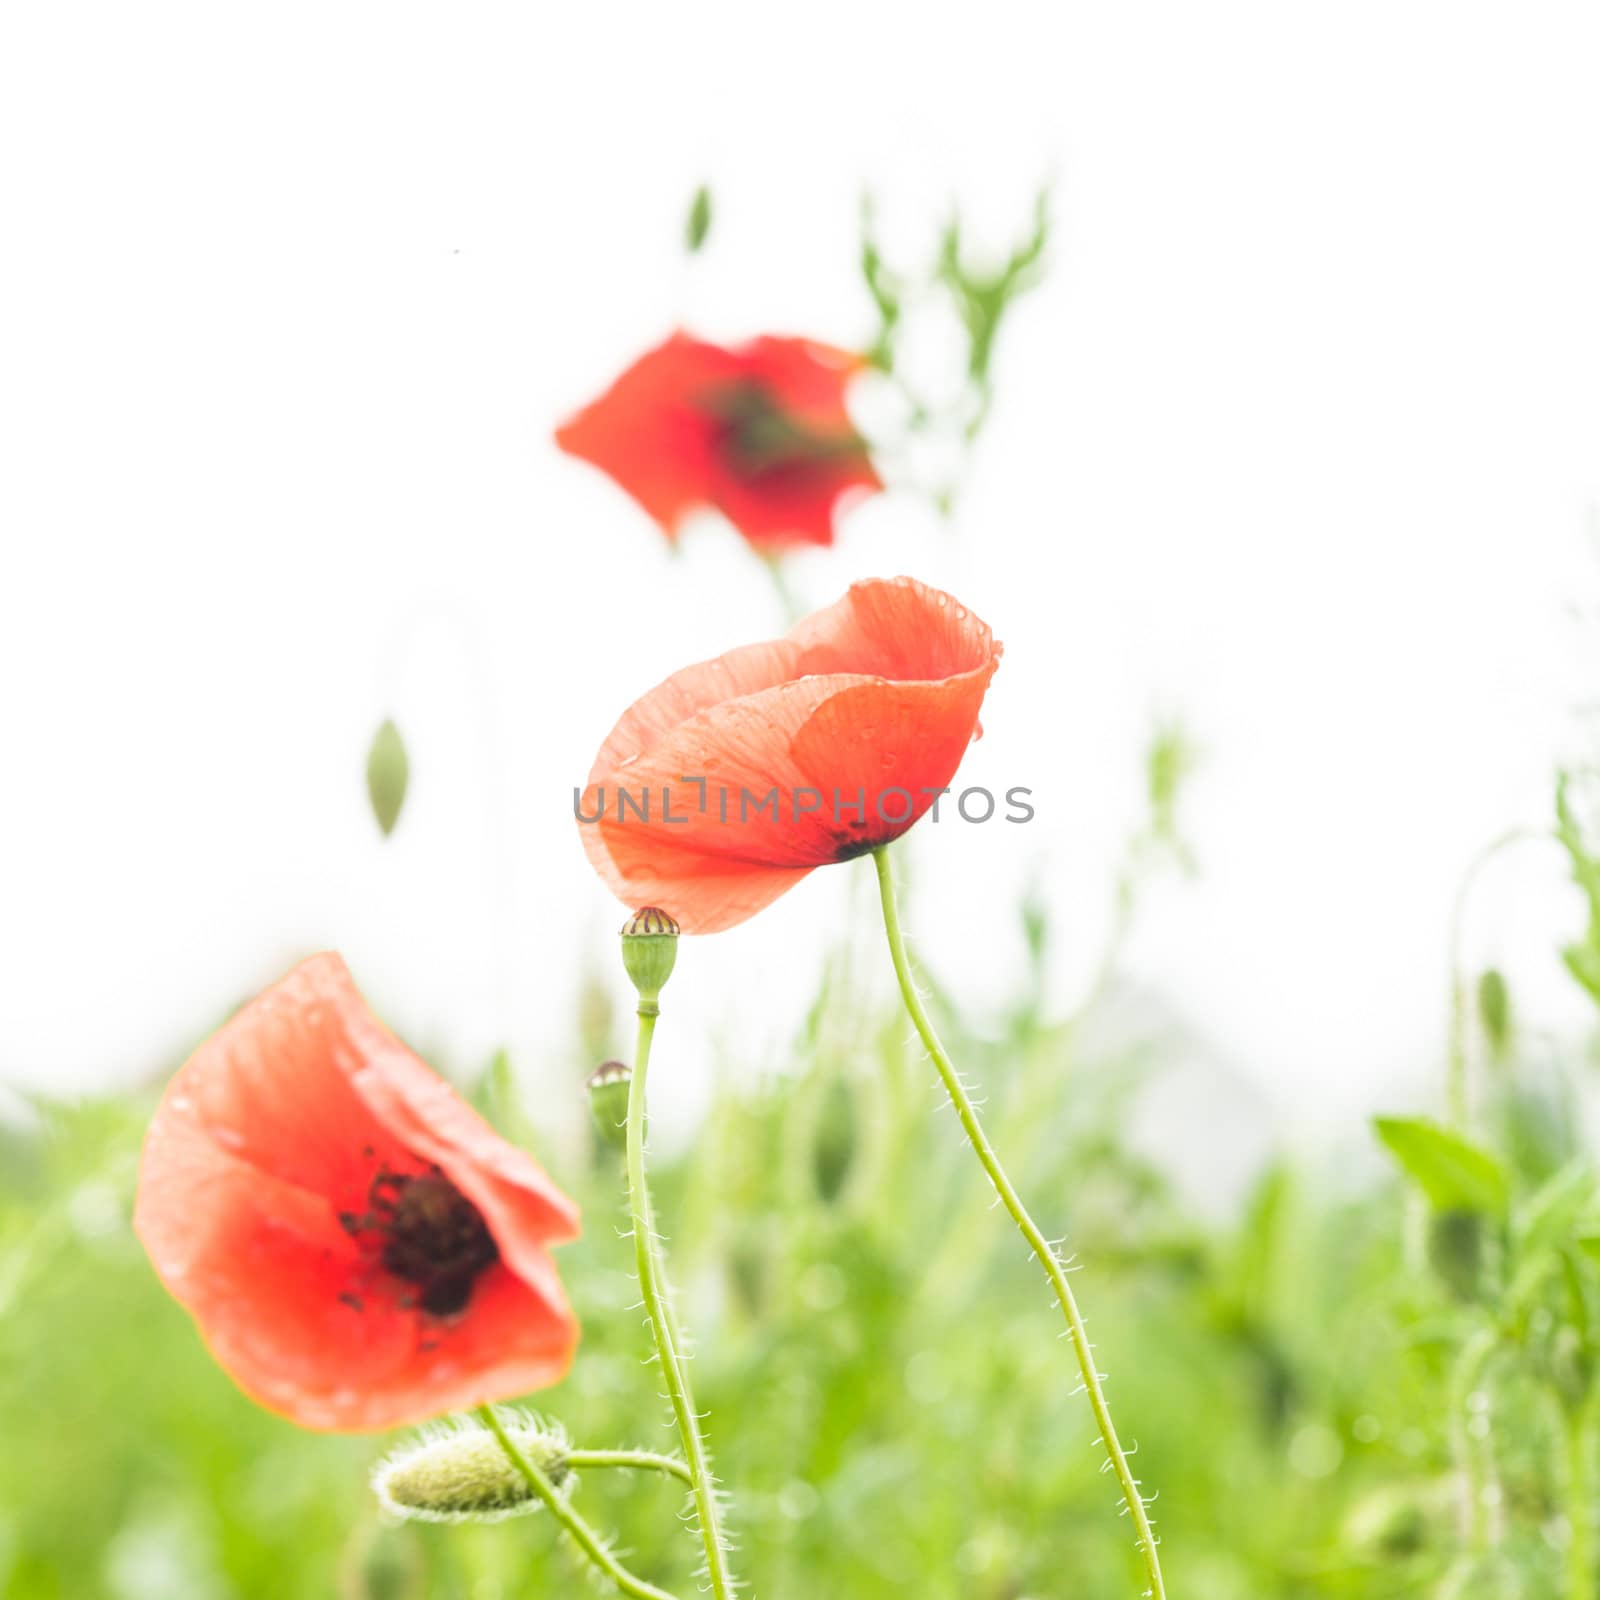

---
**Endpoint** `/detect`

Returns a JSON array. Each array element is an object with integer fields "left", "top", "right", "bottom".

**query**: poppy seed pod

[
  {"left": 621, "top": 908, "right": 680, "bottom": 999},
  {"left": 373, "top": 1413, "right": 571, "bottom": 1523}
]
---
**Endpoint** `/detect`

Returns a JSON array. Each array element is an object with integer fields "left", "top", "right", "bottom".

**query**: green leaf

[
  {"left": 366, "top": 717, "right": 409, "bottom": 837},
  {"left": 1514, "top": 1161, "right": 1594, "bottom": 1263},
  {"left": 858, "top": 193, "right": 903, "bottom": 368},
  {"left": 1565, "top": 941, "right": 1600, "bottom": 1006},
  {"left": 1373, "top": 1116, "right": 1509, "bottom": 1215},
  {"left": 685, "top": 184, "right": 713, "bottom": 253}
]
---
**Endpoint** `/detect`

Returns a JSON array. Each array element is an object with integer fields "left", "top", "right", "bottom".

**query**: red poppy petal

[
  {"left": 198, "top": 1191, "right": 572, "bottom": 1433},
  {"left": 555, "top": 333, "right": 735, "bottom": 538},
  {"left": 583, "top": 666, "right": 993, "bottom": 907},
  {"left": 582, "top": 815, "right": 817, "bottom": 935},
  {"left": 740, "top": 336, "right": 870, "bottom": 425},
  {"left": 139, "top": 1104, "right": 578, "bottom": 1431},
  {"left": 579, "top": 578, "right": 1002, "bottom": 931},
  {"left": 557, "top": 332, "right": 881, "bottom": 552},
  {"left": 710, "top": 455, "right": 882, "bottom": 551},
  {"left": 162, "top": 954, "right": 415, "bottom": 1215},
  {"left": 791, "top": 574, "right": 1001, "bottom": 685},
  {"left": 593, "top": 637, "right": 805, "bottom": 774},
  {"left": 135, "top": 955, "right": 582, "bottom": 1431},
  {"left": 787, "top": 673, "right": 996, "bottom": 833},
  {"left": 351, "top": 1048, "right": 581, "bottom": 1304}
]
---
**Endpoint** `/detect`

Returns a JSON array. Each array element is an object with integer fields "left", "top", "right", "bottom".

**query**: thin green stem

[
  {"left": 476, "top": 1406, "right": 680, "bottom": 1600},
  {"left": 760, "top": 551, "right": 803, "bottom": 627},
  {"left": 1567, "top": 1397, "right": 1596, "bottom": 1600},
  {"left": 568, "top": 1449, "right": 694, "bottom": 1486},
  {"left": 628, "top": 1003, "right": 737, "bottom": 1599},
  {"left": 871, "top": 845, "right": 1167, "bottom": 1599},
  {"left": 1451, "top": 1326, "right": 1501, "bottom": 1556}
]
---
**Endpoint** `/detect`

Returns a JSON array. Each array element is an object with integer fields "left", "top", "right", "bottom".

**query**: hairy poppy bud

[
  {"left": 587, "top": 1060, "right": 632, "bottom": 1151},
  {"left": 373, "top": 1415, "right": 571, "bottom": 1524},
  {"left": 621, "top": 907, "right": 679, "bottom": 1001}
]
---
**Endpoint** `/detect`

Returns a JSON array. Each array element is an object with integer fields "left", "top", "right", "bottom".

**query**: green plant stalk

[
  {"left": 476, "top": 1406, "right": 681, "bottom": 1600},
  {"left": 871, "top": 845, "right": 1167, "bottom": 1599},
  {"left": 1452, "top": 1326, "right": 1501, "bottom": 1556},
  {"left": 1567, "top": 1396, "right": 1596, "bottom": 1600},
  {"left": 761, "top": 551, "right": 803, "bottom": 627},
  {"left": 628, "top": 1002, "right": 738, "bottom": 1600},
  {"left": 568, "top": 1449, "right": 693, "bottom": 1486}
]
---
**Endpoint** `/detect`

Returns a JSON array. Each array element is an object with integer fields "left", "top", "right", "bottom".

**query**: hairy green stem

[
  {"left": 568, "top": 1449, "right": 694, "bottom": 1486},
  {"left": 628, "top": 1003, "right": 737, "bottom": 1599},
  {"left": 476, "top": 1406, "right": 680, "bottom": 1600},
  {"left": 871, "top": 845, "right": 1166, "bottom": 1598}
]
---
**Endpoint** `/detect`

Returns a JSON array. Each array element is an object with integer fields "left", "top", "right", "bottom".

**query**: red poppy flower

[
  {"left": 134, "top": 954, "right": 580, "bottom": 1432},
  {"left": 578, "top": 576, "right": 1002, "bottom": 932},
  {"left": 555, "top": 331, "right": 883, "bottom": 551}
]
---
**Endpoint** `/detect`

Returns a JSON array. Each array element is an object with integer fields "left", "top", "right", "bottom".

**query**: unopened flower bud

[
  {"left": 373, "top": 1415, "right": 570, "bottom": 1524},
  {"left": 620, "top": 907, "right": 679, "bottom": 1000},
  {"left": 1477, "top": 969, "right": 1512, "bottom": 1058},
  {"left": 587, "top": 1060, "right": 632, "bottom": 1152},
  {"left": 365, "top": 717, "right": 410, "bottom": 838},
  {"left": 1426, "top": 1207, "right": 1487, "bottom": 1303}
]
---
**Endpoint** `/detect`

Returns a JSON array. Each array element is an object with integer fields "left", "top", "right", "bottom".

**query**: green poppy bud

[
  {"left": 587, "top": 1060, "right": 632, "bottom": 1152},
  {"left": 1426, "top": 1207, "right": 1488, "bottom": 1303},
  {"left": 685, "top": 184, "right": 713, "bottom": 253},
  {"left": 366, "top": 718, "right": 409, "bottom": 837},
  {"left": 1477, "top": 969, "right": 1512, "bottom": 1058},
  {"left": 620, "top": 907, "right": 679, "bottom": 1001},
  {"left": 372, "top": 1415, "right": 570, "bottom": 1524}
]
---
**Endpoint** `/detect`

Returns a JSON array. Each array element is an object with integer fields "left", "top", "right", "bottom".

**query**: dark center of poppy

[
  {"left": 704, "top": 379, "right": 860, "bottom": 480},
  {"left": 340, "top": 1165, "right": 499, "bottom": 1318}
]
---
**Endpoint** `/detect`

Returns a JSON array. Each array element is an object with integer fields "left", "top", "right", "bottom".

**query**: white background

[{"left": 4, "top": 4, "right": 1600, "bottom": 1150}]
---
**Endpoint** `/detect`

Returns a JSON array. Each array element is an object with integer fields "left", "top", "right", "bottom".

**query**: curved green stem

[
  {"left": 476, "top": 1406, "right": 680, "bottom": 1600},
  {"left": 628, "top": 1003, "right": 737, "bottom": 1599},
  {"left": 568, "top": 1449, "right": 693, "bottom": 1486},
  {"left": 871, "top": 845, "right": 1167, "bottom": 1599}
]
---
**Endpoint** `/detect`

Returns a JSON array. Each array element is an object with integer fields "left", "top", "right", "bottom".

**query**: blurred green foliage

[
  {"left": 858, "top": 186, "right": 1051, "bottom": 516},
  {"left": 7, "top": 763, "right": 1600, "bottom": 1596}
]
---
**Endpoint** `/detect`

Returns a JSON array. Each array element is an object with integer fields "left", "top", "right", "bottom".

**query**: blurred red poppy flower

[
  {"left": 577, "top": 576, "right": 1001, "bottom": 932},
  {"left": 134, "top": 954, "right": 580, "bottom": 1432},
  {"left": 555, "top": 331, "right": 882, "bottom": 551}
]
